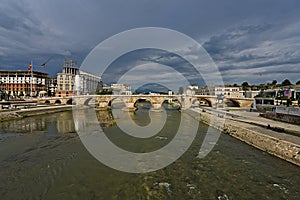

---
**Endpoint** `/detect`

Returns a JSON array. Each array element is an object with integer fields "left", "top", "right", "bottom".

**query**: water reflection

[
  {"left": 0, "top": 107, "right": 300, "bottom": 199},
  {"left": 0, "top": 111, "right": 76, "bottom": 135}
]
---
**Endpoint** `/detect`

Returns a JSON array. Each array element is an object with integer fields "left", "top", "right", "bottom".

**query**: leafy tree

[
  {"left": 281, "top": 79, "right": 292, "bottom": 86},
  {"left": 98, "top": 89, "right": 112, "bottom": 95},
  {"left": 233, "top": 83, "right": 238, "bottom": 87},
  {"left": 178, "top": 86, "right": 184, "bottom": 95},
  {"left": 271, "top": 80, "right": 277, "bottom": 85},
  {"left": 296, "top": 80, "right": 300, "bottom": 85},
  {"left": 241, "top": 82, "right": 249, "bottom": 90}
]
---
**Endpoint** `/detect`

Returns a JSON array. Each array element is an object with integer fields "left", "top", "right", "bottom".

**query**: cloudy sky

[{"left": 0, "top": 0, "right": 300, "bottom": 86}]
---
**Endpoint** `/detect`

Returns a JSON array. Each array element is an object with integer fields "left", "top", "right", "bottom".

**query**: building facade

[
  {"left": 56, "top": 59, "right": 102, "bottom": 97},
  {"left": 110, "top": 84, "right": 132, "bottom": 95},
  {"left": 56, "top": 59, "right": 79, "bottom": 97},
  {"left": 74, "top": 70, "right": 102, "bottom": 95},
  {"left": 198, "top": 86, "right": 244, "bottom": 98},
  {"left": 0, "top": 70, "right": 48, "bottom": 97}
]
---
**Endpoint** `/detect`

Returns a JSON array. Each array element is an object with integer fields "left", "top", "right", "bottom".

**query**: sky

[{"left": 0, "top": 0, "right": 300, "bottom": 86}]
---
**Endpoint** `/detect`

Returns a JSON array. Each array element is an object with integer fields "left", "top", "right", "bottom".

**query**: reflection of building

[
  {"left": 0, "top": 116, "right": 47, "bottom": 133},
  {"left": 0, "top": 70, "right": 48, "bottom": 97},
  {"left": 56, "top": 59, "right": 79, "bottom": 97},
  {"left": 74, "top": 70, "right": 101, "bottom": 95},
  {"left": 198, "top": 86, "right": 244, "bottom": 98},
  {"left": 56, "top": 117, "right": 75, "bottom": 134}
]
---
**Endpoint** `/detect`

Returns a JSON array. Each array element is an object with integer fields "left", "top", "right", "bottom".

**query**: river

[{"left": 0, "top": 103, "right": 299, "bottom": 199}]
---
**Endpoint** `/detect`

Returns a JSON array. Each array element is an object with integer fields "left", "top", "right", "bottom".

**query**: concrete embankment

[
  {"left": 189, "top": 108, "right": 300, "bottom": 167},
  {"left": 0, "top": 105, "right": 73, "bottom": 122}
]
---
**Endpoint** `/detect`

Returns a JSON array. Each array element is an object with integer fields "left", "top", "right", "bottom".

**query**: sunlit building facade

[{"left": 0, "top": 70, "right": 48, "bottom": 97}]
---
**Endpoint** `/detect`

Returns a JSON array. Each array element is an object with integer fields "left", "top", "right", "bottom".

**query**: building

[
  {"left": 198, "top": 86, "right": 244, "bottom": 98},
  {"left": 0, "top": 70, "right": 48, "bottom": 97},
  {"left": 244, "top": 90, "right": 260, "bottom": 98},
  {"left": 74, "top": 70, "right": 102, "bottom": 95},
  {"left": 47, "top": 78, "right": 57, "bottom": 97},
  {"left": 56, "top": 59, "right": 102, "bottom": 97},
  {"left": 186, "top": 84, "right": 198, "bottom": 95},
  {"left": 110, "top": 84, "right": 132, "bottom": 95},
  {"left": 56, "top": 59, "right": 79, "bottom": 97}
]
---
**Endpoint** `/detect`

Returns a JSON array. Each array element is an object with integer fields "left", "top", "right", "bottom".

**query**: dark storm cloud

[
  {"left": 203, "top": 22, "right": 300, "bottom": 84},
  {"left": 102, "top": 48, "right": 205, "bottom": 86},
  {"left": 0, "top": 0, "right": 300, "bottom": 82}
]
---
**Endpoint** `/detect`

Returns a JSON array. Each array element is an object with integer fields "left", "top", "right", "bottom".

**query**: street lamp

[{"left": 216, "top": 94, "right": 225, "bottom": 109}]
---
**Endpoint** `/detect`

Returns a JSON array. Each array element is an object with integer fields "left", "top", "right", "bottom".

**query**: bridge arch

[
  {"left": 55, "top": 99, "right": 61, "bottom": 104},
  {"left": 163, "top": 97, "right": 182, "bottom": 110},
  {"left": 66, "top": 99, "right": 73, "bottom": 105},
  {"left": 192, "top": 97, "right": 212, "bottom": 107},
  {"left": 107, "top": 97, "right": 126, "bottom": 108},
  {"left": 133, "top": 98, "right": 152, "bottom": 107},
  {"left": 83, "top": 97, "right": 94, "bottom": 106},
  {"left": 132, "top": 97, "right": 154, "bottom": 109},
  {"left": 225, "top": 99, "right": 240, "bottom": 107},
  {"left": 45, "top": 100, "right": 50, "bottom": 104}
]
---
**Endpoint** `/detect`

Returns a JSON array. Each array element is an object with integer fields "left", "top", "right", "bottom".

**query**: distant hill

[{"left": 135, "top": 83, "right": 170, "bottom": 94}]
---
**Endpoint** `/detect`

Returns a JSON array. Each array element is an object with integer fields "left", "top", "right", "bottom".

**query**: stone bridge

[{"left": 38, "top": 95, "right": 254, "bottom": 111}]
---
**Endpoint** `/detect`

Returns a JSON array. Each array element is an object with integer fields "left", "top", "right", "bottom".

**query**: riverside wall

[
  {"left": 0, "top": 105, "right": 73, "bottom": 122},
  {"left": 191, "top": 109, "right": 300, "bottom": 167}
]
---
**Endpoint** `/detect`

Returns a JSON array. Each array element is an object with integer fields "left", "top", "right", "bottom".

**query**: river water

[{"left": 0, "top": 103, "right": 299, "bottom": 199}]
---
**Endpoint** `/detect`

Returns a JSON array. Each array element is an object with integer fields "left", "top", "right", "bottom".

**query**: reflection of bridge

[{"left": 38, "top": 95, "right": 254, "bottom": 110}]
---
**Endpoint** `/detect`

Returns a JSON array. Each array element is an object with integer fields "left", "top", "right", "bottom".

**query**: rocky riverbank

[{"left": 189, "top": 108, "right": 300, "bottom": 167}]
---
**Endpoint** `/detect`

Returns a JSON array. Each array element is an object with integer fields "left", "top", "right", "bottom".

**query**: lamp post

[{"left": 216, "top": 94, "right": 225, "bottom": 109}]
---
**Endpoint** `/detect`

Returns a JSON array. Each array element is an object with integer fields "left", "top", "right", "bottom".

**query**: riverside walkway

[{"left": 190, "top": 107, "right": 300, "bottom": 166}]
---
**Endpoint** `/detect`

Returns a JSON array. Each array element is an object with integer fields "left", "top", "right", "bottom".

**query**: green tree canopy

[
  {"left": 281, "top": 79, "right": 292, "bottom": 86},
  {"left": 242, "top": 82, "right": 249, "bottom": 90},
  {"left": 296, "top": 80, "right": 300, "bottom": 85},
  {"left": 271, "top": 80, "right": 277, "bottom": 85},
  {"left": 178, "top": 86, "right": 184, "bottom": 95}
]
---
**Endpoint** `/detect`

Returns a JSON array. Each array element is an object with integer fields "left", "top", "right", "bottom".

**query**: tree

[
  {"left": 296, "top": 80, "right": 300, "bottom": 85},
  {"left": 178, "top": 86, "right": 184, "bottom": 95},
  {"left": 241, "top": 82, "right": 249, "bottom": 91},
  {"left": 281, "top": 79, "right": 292, "bottom": 86},
  {"left": 271, "top": 80, "right": 277, "bottom": 85}
]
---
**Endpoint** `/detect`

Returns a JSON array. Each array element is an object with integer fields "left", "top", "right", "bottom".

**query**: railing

[{"left": 276, "top": 106, "right": 300, "bottom": 116}]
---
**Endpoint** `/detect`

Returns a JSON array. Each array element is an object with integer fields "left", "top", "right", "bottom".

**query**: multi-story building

[
  {"left": 186, "top": 84, "right": 199, "bottom": 95},
  {"left": 110, "top": 83, "right": 132, "bottom": 95},
  {"left": 56, "top": 59, "right": 79, "bottom": 97},
  {"left": 0, "top": 70, "right": 48, "bottom": 97},
  {"left": 47, "top": 78, "right": 57, "bottom": 97},
  {"left": 198, "top": 86, "right": 244, "bottom": 98},
  {"left": 74, "top": 70, "right": 102, "bottom": 95},
  {"left": 56, "top": 59, "right": 102, "bottom": 97}
]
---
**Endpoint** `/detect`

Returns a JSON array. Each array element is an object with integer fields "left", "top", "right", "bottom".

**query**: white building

[
  {"left": 199, "top": 86, "right": 244, "bottom": 98},
  {"left": 56, "top": 59, "right": 101, "bottom": 96},
  {"left": 111, "top": 84, "right": 131, "bottom": 95},
  {"left": 74, "top": 70, "right": 101, "bottom": 95},
  {"left": 186, "top": 85, "right": 199, "bottom": 95}
]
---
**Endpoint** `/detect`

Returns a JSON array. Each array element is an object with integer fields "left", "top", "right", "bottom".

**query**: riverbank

[
  {"left": 0, "top": 105, "right": 73, "bottom": 122},
  {"left": 189, "top": 108, "right": 300, "bottom": 167}
]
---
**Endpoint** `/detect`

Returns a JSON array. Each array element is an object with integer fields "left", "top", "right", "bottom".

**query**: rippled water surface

[{"left": 0, "top": 104, "right": 299, "bottom": 199}]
